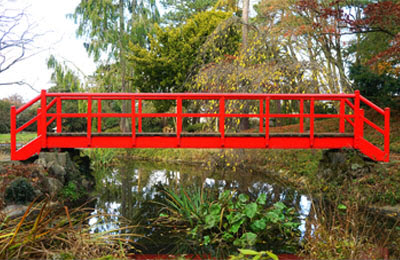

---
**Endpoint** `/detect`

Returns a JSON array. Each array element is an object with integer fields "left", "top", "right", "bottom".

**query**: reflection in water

[{"left": 90, "top": 159, "right": 311, "bottom": 253}]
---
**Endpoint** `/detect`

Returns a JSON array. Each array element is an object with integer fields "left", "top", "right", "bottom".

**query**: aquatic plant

[{"left": 155, "top": 187, "right": 301, "bottom": 257}]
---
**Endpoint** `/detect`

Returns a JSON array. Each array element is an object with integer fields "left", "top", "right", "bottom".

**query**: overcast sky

[{"left": 0, "top": 0, "right": 96, "bottom": 101}]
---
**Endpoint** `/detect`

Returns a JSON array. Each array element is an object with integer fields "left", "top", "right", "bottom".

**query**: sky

[{"left": 0, "top": 0, "right": 96, "bottom": 101}]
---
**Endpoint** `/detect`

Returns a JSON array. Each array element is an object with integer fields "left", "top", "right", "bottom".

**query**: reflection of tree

[{"left": 91, "top": 159, "right": 307, "bottom": 253}]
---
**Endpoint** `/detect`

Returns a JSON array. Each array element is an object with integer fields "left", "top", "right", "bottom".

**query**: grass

[
  {"left": 0, "top": 199, "right": 138, "bottom": 259},
  {"left": 0, "top": 132, "right": 37, "bottom": 144}
]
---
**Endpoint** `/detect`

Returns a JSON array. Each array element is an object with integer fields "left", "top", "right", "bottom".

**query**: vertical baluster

[
  {"left": 310, "top": 98, "right": 314, "bottom": 147},
  {"left": 219, "top": 97, "right": 225, "bottom": 147},
  {"left": 265, "top": 97, "right": 270, "bottom": 147},
  {"left": 339, "top": 98, "right": 345, "bottom": 133},
  {"left": 354, "top": 90, "right": 360, "bottom": 148},
  {"left": 138, "top": 99, "right": 142, "bottom": 133},
  {"left": 177, "top": 97, "right": 182, "bottom": 147},
  {"left": 40, "top": 90, "right": 47, "bottom": 148},
  {"left": 384, "top": 107, "right": 390, "bottom": 162},
  {"left": 87, "top": 97, "right": 92, "bottom": 146},
  {"left": 259, "top": 99, "right": 263, "bottom": 133},
  {"left": 300, "top": 99, "right": 304, "bottom": 133},
  {"left": 57, "top": 97, "right": 62, "bottom": 133},
  {"left": 10, "top": 106, "right": 16, "bottom": 159},
  {"left": 97, "top": 99, "right": 102, "bottom": 133},
  {"left": 132, "top": 98, "right": 136, "bottom": 146}
]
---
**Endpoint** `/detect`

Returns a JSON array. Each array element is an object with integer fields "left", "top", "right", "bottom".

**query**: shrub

[{"left": 4, "top": 177, "right": 35, "bottom": 204}]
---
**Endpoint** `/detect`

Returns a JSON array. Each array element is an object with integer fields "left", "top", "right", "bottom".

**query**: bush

[
  {"left": 349, "top": 64, "right": 400, "bottom": 109},
  {"left": 5, "top": 177, "right": 35, "bottom": 204}
]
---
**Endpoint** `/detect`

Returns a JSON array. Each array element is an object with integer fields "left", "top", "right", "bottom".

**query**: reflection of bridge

[{"left": 11, "top": 90, "right": 390, "bottom": 161}]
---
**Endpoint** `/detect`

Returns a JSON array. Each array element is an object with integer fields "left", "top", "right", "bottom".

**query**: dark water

[{"left": 88, "top": 158, "right": 311, "bottom": 253}]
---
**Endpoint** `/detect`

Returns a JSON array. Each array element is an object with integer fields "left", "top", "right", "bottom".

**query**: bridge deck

[{"left": 48, "top": 132, "right": 354, "bottom": 138}]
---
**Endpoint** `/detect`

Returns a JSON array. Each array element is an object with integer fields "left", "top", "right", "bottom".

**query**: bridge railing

[{"left": 10, "top": 90, "right": 390, "bottom": 161}]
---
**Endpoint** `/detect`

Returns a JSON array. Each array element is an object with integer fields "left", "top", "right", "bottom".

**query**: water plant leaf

[
  {"left": 256, "top": 194, "right": 267, "bottom": 205},
  {"left": 229, "top": 219, "right": 245, "bottom": 233},
  {"left": 238, "top": 248, "right": 259, "bottom": 255},
  {"left": 250, "top": 219, "right": 267, "bottom": 232},
  {"left": 273, "top": 201, "right": 286, "bottom": 211},
  {"left": 244, "top": 203, "right": 257, "bottom": 219},
  {"left": 238, "top": 194, "right": 249, "bottom": 203},
  {"left": 241, "top": 232, "right": 257, "bottom": 246}
]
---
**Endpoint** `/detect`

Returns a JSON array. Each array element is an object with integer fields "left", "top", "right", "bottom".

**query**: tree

[
  {"left": 128, "top": 11, "right": 239, "bottom": 111},
  {"left": 161, "top": 0, "right": 219, "bottom": 24},
  {"left": 0, "top": 1, "right": 41, "bottom": 91},
  {"left": 70, "top": 0, "right": 160, "bottom": 131}
]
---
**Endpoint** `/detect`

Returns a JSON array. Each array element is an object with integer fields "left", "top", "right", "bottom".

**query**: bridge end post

[
  {"left": 40, "top": 89, "right": 47, "bottom": 148},
  {"left": 10, "top": 106, "right": 16, "bottom": 160},
  {"left": 354, "top": 90, "right": 361, "bottom": 149},
  {"left": 384, "top": 107, "right": 390, "bottom": 162}
]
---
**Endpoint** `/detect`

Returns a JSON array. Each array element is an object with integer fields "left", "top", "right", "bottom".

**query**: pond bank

[{"left": 0, "top": 149, "right": 94, "bottom": 215}]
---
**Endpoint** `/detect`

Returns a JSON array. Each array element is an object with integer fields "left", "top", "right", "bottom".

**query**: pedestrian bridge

[{"left": 10, "top": 90, "right": 390, "bottom": 162}]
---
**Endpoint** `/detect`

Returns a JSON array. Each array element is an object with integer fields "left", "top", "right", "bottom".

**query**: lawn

[{"left": 0, "top": 132, "right": 37, "bottom": 144}]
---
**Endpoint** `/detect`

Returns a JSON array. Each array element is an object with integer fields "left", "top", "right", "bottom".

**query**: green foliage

[
  {"left": 349, "top": 63, "right": 400, "bottom": 108},
  {"left": 0, "top": 96, "right": 37, "bottom": 134},
  {"left": 161, "top": 0, "right": 218, "bottom": 24},
  {"left": 156, "top": 187, "right": 301, "bottom": 257},
  {"left": 60, "top": 182, "right": 81, "bottom": 202},
  {"left": 71, "top": 0, "right": 159, "bottom": 61},
  {"left": 229, "top": 248, "right": 278, "bottom": 260},
  {"left": 128, "top": 10, "right": 239, "bottom": 111},
  {"left": 4, "top": 177, "right": 35, "bottom": 204}
]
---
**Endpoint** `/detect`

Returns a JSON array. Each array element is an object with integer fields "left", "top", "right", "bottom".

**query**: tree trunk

[
  {"left": 239, "top": 0, "right": 250, "bottom": 131},
  {"left": 242, "top": 0, "right": 249, "bottom": 51},
  {"left": 119, "top": 0, "right": 129, "bottom": 132}
]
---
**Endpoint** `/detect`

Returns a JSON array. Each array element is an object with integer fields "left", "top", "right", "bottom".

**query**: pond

[{"left": 88, "top": 157, "right": 311, "bottom": 255}]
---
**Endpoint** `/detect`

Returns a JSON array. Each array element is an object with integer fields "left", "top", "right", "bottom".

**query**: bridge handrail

[{"left": 10, "top": 90, "right": 390, "bottom": 162}]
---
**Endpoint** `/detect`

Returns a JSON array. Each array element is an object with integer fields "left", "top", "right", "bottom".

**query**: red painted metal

[{"left": 10, "top": 90, "right": 391, "bottom": 162}]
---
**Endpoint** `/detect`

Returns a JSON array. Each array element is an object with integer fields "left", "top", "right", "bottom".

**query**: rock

[
  {"left": 45, "top": 177, "right": 64, "bottom": 198},
  {"left": 317, "top": 149, "right": 373, "bottom": 184},
  {"left": 47, "top": 161, "right": 66, "bottom": 183},
  {"left": 0, "top": 204, "right": 28, "bottom": 219}
]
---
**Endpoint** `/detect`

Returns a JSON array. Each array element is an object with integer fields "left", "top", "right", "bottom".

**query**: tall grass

[
  {"left": 0, "top": 199, "right": 139, "bottom": 259},
  {"left": 301, "top": 195, "right": 400, "bottom": 259}
]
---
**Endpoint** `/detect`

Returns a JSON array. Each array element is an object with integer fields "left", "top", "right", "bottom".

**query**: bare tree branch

[{"left": 0, "top": 80, "right": 39, "bottom": 93}]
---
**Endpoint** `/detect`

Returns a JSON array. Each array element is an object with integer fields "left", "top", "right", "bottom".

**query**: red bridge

[{"left": 11, "top": 90, "right": 390, "bottom": 162}]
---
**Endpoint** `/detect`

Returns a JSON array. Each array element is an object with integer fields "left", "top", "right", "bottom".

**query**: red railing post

[
  {"left": 177, "top": 97, "right": 182, "bottom": 147},
  {"left": 138, "top": 99, "right": 142, "bottom": 133},
  {"left": 384, "top": 107, "right": 390, "bottom": 162},
  {"left": 339, "top": 98, "right": 345, "bottom": 133},
  {"left": 259, "top": 99, "right": 263, "bottom": 133},
  {"left": 10, "top": 106, "right": 16, "bottom": 159},
  {"left": 354, "top": 90, "right": 361, "bottom": 148},
  {"left": 40, "top": 90, "right": 47, "bottom": 148},
  {"left": 131, "top": 98, "right": 136, "bottom": 145},
  {"left": 360, "top": 109, "right": 364, "bottom": 138},
  {"left": 87, "top": 97, "right": 92, "bottom": 146},
  {"left": 300, "top": 99, "right": 304, "bottom": 133},
  {"left": 37, "top": 108, "right": 41, "bottom": 137},
  {"left": 265, "top": 97, "right": 270, "bottom": 147},
  {"left": 97, "top": 99, "right": 102, "bottom": 133},
  {"left": 56, "top": 97, "right": 62, "bottom": 133},
  {"left": 219, "top": 97, "right": 225, "bottom": 147},
  {"left": 310, "top": 98, "right": 314, "bottom": 147}
]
